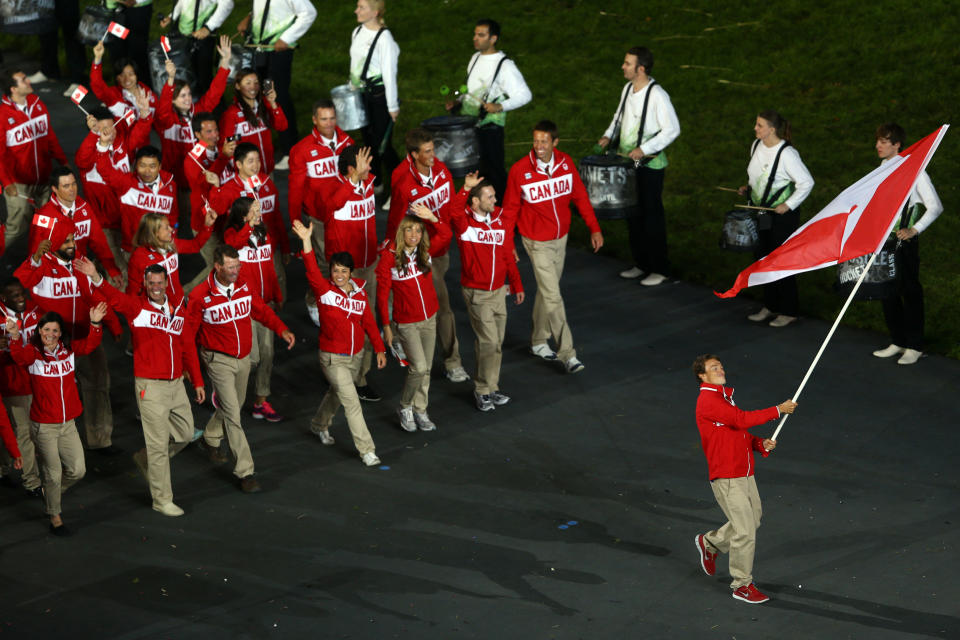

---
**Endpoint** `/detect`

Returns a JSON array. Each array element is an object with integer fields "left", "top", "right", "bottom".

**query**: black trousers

[
  {"left": 882, "top": 238, "right": 923, "bottom": 350},
  {"left": 627, "top": 166, "right": 669, "bottom": 275},
  {"left": 256, "top": 49, "right": 296, "bottom": 157},
  {"left": 105, "top": 4, "right": 153, "bottom": 91},
  {"left": 361, "top": 90, "right": 399, "bottom": 187},
  {"left": 755, "top": 209, "right": 799, "bottom": 316},
  {"left": 477, "top": 124, "right": 507, "bottom": 203},
  {"left": 38, "top": 0, "right": 86, "bottom": 83}
]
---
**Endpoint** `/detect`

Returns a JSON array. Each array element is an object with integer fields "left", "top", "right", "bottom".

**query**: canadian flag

[
  {"left": 107, "top": 21, "right": 130, "bottom": 40},
  {"left": 160, "top": 36, "right": 172, "bottom": 53},
  {"left": 121, "top": 108, "right": 137, "bottom": 127},
  {"left": 189, "top": 142, "right": 207, "bottom": 161},
  {"left": 717, "top": 125, "right": 948, "bottom": 299},
  {"left": 249, "top": 174, "right": 263, "bottom": 190},
  {"left": 69, "top": 85, "right": 88, "bottom": 105},
  {"left": 34, "top": 214, "right": 53, "bottom": 229}
]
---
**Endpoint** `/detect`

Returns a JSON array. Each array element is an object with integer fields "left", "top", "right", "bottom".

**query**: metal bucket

[
  {"left": 148, "top": 34, "right": 196, "bottom": 96},
  {"left": 76, "top": 4, "right": 115, "bottom": 46},
  {"left": 719, "top": 209, "right": 759, "bottom": 252},
  {"left": 578, "top": 154, "right": 637, "bottom": 220},
  {"left": 421, "top": 115, "right": 479, "bottom": 178},
  {"left": 226, "top": 45, "right": 256, "bottom": 84},
  {"left": 835, "top": 240, "right": 898, "bottom": 300},
  {"left": 331, "top": 83, "right": 368, "bottom": 131},
  {"left": 0, "top": 0, "right": 55, "bottom": 35}
]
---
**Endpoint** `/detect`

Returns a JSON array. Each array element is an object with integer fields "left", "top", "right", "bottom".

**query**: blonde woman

[
  {"left": 375, "top": 206, "right": 450, "bottom": 431},
  {"left": 127, "top": 209, "right": 216, "bottom": 304}
]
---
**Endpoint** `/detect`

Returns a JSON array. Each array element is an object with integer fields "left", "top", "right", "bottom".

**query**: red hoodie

[
  {"left": 302, "top": 248, "right": 384, "bottom": 356},
  {"left": 156, "top": 67, "right": 229, "bottom": 189},
  {"left": 322, "top": 175, "right": 378, "bottom": 269},
  {"left": 209, "top": 173, "right": 288, "bottom": 253},
  {"left": 502, "top": 149, "right": 601, "bottom": 242},
  {"left": 0, "top": 300, "right": 40, "bottom": 397},
  {"left": 125, "top": 227, "right": 214, "bottom": 305},
  {"left": 375, "top": 229, "right": 451, "bottom": 326},
  {"left": 96, "top": 152, "right": 179, "bottom": 252},
  {"left": 694, "top": 383, "right": 780, "bottom": 481},
  {"left": 0, "top": 94, "right": 67, "bottom": 187},
  {"left": 218, "top": 98, "right": 288, "bottom": 174},
  {"left": 224, "top": 226, "right": 282, "bottom": 305},
  {"left": 89, "top": 61, "right": 157, "bottom": 124},
  {"left": 288, "top": 126, "right": 354, "bottom": 224},
  {"left": 386, "top": 158, "right": 455, "bottom": 256},
  {"left": 185, "top": 271, "right": 288, "bottom": 359},
  {"left": 448, "top": 188, "right": 523, "bottom": 294},
  {"left": 29, "top": 194, "right": 121, "bottom": 279},
  {"left": 9, "top": 324, "right": 102, "bottom": 424}
]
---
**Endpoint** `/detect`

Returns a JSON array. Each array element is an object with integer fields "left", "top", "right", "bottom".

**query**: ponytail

[{"left": 758, "top": 110, "right": 791, "bottom": 143}]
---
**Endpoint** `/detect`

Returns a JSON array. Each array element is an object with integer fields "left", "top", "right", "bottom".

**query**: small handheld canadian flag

[
  {"left": 34, "top": 214, "right": 53, "bottom": 229},
  {"left": 69, "top": 85, "right": 90, "bottom": 116},
  {"left": 249, "top": 174, "right": 263, "bottom": 190},
  {"left": 188, "top": 142, "right": 207, "bottom": 169},
  {"left": 105, "top": 21, "right": 130, "bottom": 40},
  {"left": 160, "top": 36, "right": 172, "bottom": 60}
]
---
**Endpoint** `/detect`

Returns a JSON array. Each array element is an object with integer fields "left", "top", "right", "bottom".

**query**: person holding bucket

[
  {"left": 737, "top": 110, "right": 813, "bottom": 328},
  {"left": 160, "top": 0, "right": 237, "bottom": 90}
]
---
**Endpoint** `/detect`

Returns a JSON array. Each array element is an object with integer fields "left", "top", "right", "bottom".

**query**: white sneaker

[
  {"left": 474, "top": 391, "right": 495, "bottom": 412},
  {"left": 873, "top": 343, "right": 904, "bottom": 358},
  {"left": 398, "top": 406, "right": 416, "bottom": 432},
  {"left": 565, "top": 357, "right": 585, "bottom": 374},
  {"left": 414, "top": 412, "right": 436, "bottom": 431},
  {"left": 489, "top": 391, "right": 511, "bottom": 406},
  {"left": 530, "top": 343, "right": 558, "bottom": 361},
  {"left": 445, "top": 366, "right": 470, "bottom": 382},
  {"left": 640, "top": 272, "right": 667, "bottom": 286},
  {"left": 381, "top": 196, "right": 391, "bottom": 211},
  {"left": 311, "top": 427, "right": 335, "bottom": 445},
  {"left": 619, "top": 266, "right": 644, "bottom": 279},
  {"left": 274, "top": 155, "right": 289, "bottom": 170},
  {"left": 63, "top": 83, "right": 81, "bottom": 98},
  {"left": 26, "top": 71, "right": 48, "bottom": 84},
  {"left": 897, "top": 348, "right": 923, "bottom": 365},
  {"left": 768, "top": 314, "right": 797, "bottom": 328},
  {"left": 152, "top": 502, "right": 184, "bottom": 517},
  {"left": 747, "top": 307, "right": 774, "bottom": 322},
  {"left": 361, "top": 451, "right": 381, "bottom": 466}
]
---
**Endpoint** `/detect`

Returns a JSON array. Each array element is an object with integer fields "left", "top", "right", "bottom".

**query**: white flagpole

[{"left": 771, "top": 246, "right": 883, "bottom": 441}]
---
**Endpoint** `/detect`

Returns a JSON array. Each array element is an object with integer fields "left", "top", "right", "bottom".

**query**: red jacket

[
  {"left": 9, "top": 324, "right": 102, "bottom": 424},
  {"left": 184, "top": 147, "right": 235, "bottom": 232},
  {"left": 89, "top": 61, "right": 157, "bottom": 124},
  {"left": 13, "top": 253, "right": 120, "bottom": 340},
  {"left": 125, "top": 228, "right": 213, "bottom": 305},
  {"left": 210, "top": 173, "right": 289, "bottom": 253},
  {"left": 387, "top": 158, "right": 455, "bottom": 255},
  {"left": 302, "top": 249, "right": 384, "bottom": 356},
  {"left": 0, "top": 94, "right": 67, "bottom": 187},
  {"left": 96, "top": 151, "right": 179, "bottom": 252},
  {"left": 97, "top": 281, "right": 202, "bottom": 384},
  {"left": 185, "top": 272, "right": 288, "bottom": 359},
  {"left": 157, "top": 66, "right": 229, "bottom": 189},
  {"left": 288, "top": 127, "right": 354, "bottom": 224},
  {"left": 224, "top": 226, "right": 282, "bottom": 305},
  {"left": 448, "top": 188, "right": 523, "bottom": 293},
  {"left": 695, "top": 383, "right": 779, "bottom": 481},
  {"left": 74, "top": 118, "right": 152, "bottom": 229},
  {"left": 218, "top": 98, "right": 287, "bottom": 174},
  {"left": 375, "top": 233, "right": 450, "bottom": 326},
  {"left": 0, "top": 300, "right": 40, "bottom": 397},
  {"left": 503, "top": 149, "right": 601, "bottom": 242},
  {"left": 323, "top": 175, "right": 378, "bottom": 269},
  {"left": 30, "top": 195, "right": 121, "bottom": 279}
]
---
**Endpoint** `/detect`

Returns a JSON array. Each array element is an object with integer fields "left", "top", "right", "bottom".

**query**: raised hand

[
  {"left": 410, "top": 203, "right": 438, "bottom": 222},
  {"left": 165, "top": 58, "right": 177, "bottom": 83},
  {"left": 93, "top": 40, "right": 105, "bottom": 63},
  {"left": 32, "top": 239, "right": 51, "bottom": 263},
  {"left": 463, "top": 170, "right": 483, "bottom": 190},
  {"left": 90, "top": 301, "right": 108, "bottom": 324},
  {"left": 217, "top": 35, "right": 232, "bottom": 67}
]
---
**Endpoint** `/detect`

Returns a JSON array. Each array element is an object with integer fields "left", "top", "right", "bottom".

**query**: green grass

[{"left": 6, "top": 0, "right": 959, "bottom": 355}]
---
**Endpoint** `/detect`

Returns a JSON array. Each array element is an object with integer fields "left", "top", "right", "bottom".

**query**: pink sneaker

[
  {"left": 732, "top": 583, "right": 770, "bottom": 604},
  {"left": 252, "top": 400, "right": 283, "bottom": 422},
  {"left": 695, "top": 534, "right": 717, "bottom": 576}
]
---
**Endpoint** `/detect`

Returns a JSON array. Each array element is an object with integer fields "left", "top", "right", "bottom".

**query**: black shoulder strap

[
  {"left": 482, "top": 54, "right": 509, "bottom": 103},
  {"left": 757, "top": 141, "right": 792, "bottom": 207},
  {"left": 634, "top": 80, "right": 658, "bottom": 149},
  {"left": 360, "top": 27, "right": 387, "bottom": 82}
]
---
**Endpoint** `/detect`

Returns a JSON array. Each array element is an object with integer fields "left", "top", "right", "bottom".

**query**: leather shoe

[
  {"left": 50, "top": 523, "right": 73, "bottom": 537},
  {"left": 200, "top": 441, "right": 228, "bottom": 465},
  {"left": 92, "top": 444, "right": 124, "bottom": 456},
  {"left": 239, "top": 475, "right": 261, "bottom": 493}
]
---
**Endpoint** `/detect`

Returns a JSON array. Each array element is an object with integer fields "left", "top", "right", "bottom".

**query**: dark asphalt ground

[{"left": 0, "top": 61, "right": 957, "bottom": 640}]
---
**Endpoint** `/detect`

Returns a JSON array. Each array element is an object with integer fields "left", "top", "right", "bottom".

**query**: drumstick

[
  {"left": 715, "top": 186, "right": 739, "bottom": 193},
  {"left": 734, "top": 204, "right": 777, "bottom": 212}
]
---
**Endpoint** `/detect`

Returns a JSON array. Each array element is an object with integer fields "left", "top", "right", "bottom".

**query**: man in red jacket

[
  {"left": 503, "top": 120, "right": 603, "bottom": 374},
  {"left": 185, "top": 244, "right": 295, "bottom": 493},
  {"left": 0, "top": 69, "right": 68, "bottom": 245},
  {"left": 692, "top": 354, "right": 796, "bottom": 605}
]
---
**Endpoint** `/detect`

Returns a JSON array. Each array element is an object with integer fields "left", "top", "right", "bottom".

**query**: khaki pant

[
  {"left": 353, "top": 262, "right": 378, "bottom": 387},
  {"left": 4, "top": 183, "right": 51, "bottom": 243},
  {"left": 431, "top": 253, "right": 462, "bottom": 371},
  {"left": 462, "top": 286, "right": 507, "bottom": 395},
  {"left": 313, "top": 351, "right": 375, "bottom": 455},
  {"left": 182, "top": 234, "right": 218, "bottom": 294},
  {"left": 704, "top": 475, "right": 763, "bottom": 589},
  {"left": 31, "top": 419, "right": 85, "bottom": 516},
  {"left": 0, "top": 394, "right": 40, "bottom": 490},
  {"left": 397, "top": 315, "right": 436, "bottom": 412},
  {"left": 135, "top": 377, "right": 194, "bottom": 505},
  {"left": 201, "top": 350, "right": 255, "bottom": 478},
  {"left": 522, "top": 235, "right": 576, "bottom": 361},
  {"left": 248, "top": 319, "right": 274, "bottom": 398},
  {"left": 75, "top": 344, "right": 114, "bottom": 449}
]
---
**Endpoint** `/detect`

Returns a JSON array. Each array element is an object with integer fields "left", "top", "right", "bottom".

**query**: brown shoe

[
  {"left": 239, "top": 475, "right": 261, "bottom": 493},
  {"left": 200, "top": 441, "right": 228, "bottom": 465}
]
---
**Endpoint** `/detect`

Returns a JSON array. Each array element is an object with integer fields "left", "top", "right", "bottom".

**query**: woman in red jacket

[
  {"left": 292, "top": 220, "right": 386, "bottom": 466},
  {"left": 376, "top": 206, "right": 450, "bottom": 432},
  {"left": 223, "top": 197, "right": 284, "bottom": 422},
  {"left": 127, "top": 210, "right": 216, "bottom": 305},
  {"left": 7, "top": 304, "right": 107, "bottom": 536},
  {"left": 89, "top": 39, "right": 157, "bottom": 124},
  {"left": 219, "top": 69, "right": 287, "bottom": 175}
]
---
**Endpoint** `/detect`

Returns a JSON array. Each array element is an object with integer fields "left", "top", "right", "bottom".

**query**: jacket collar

[{"left": 699, "top": 382, "right": 734, "bottom": 397}]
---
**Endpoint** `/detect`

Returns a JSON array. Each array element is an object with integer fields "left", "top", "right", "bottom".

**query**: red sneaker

[
  {"left": 732, "top": 583, "right": 770, "bottom": 604},
  {"left": 695, "top": 534, "right": 717, "bottom": 576},
  {"left": 252, "top": 400, "right": 283, "bottom": 422}
]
